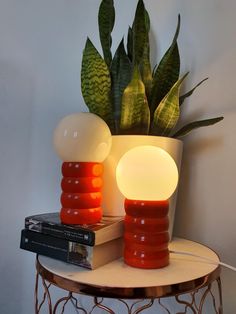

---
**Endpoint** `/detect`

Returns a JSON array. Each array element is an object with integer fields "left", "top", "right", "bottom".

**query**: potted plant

[{"left": 80, "top": 0, "right": 223, "bottom": 229}]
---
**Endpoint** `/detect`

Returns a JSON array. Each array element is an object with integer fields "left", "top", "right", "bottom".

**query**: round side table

[{"left": 35, "top": 238, "right": 223, "bottom": 313}]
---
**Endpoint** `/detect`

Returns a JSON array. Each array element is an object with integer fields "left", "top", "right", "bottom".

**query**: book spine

[
  {"left": 25, "top": 219, "right": 95, "bottom": 246},
  {"left": 20, "top": 229, "right": 93, "bottom": 269}
]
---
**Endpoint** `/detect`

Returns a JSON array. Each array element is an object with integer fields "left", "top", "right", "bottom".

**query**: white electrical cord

[{"left": 170, "top": 250, "right": 236, "bottom": 272}]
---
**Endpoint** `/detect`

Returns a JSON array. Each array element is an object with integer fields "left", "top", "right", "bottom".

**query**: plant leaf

[
  {"left": 180, "top": 77, "right": 209, "bottom": 105},
  {"left": 98, "top": 0, "right": 115, "bottom": 67},
  {"left": 120, "top": 66, "right": 150, "bottom": 134},
  {"left": 111, "top": 39, "right": 132, "bottom": 133},
  {"left": 81, "top": 38, "right": 114, "bottom": 132},
  {"left": 151, "top": 73, "right": 188, "bottom": 136},
  {"left": 150, "top": 15, "right": 181, "bottom": 116},
  {"left": 144, "top": 8, "right": 150, "bottom": 32},
  {"left": 172, "top": 117, "right": 224, "bottom": 138},
  {"left": 140, "top": 9, "right": 152, "bottom": 102},
  {"left": 127, "top": 26, "right": 133, "bottom": 62},
  {"left": 140, "top": 46, "right": 152, "bottom": 101},
  {"left": 152, "top": 64, "right": 157, "bottom": 76},
  {"left": 132, "top": 0, "right": 148, "bottom": 65}
]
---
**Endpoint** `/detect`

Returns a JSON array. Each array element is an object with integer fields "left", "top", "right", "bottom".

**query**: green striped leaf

[
  {"left": 98, "top": 0, "right": 115, "bottom": 67},
  {"left": 140, "top": 9, "right": 152, "bottom": 102},
  {"left": 173, "top": 117, "right": 224, "bottom": 138},
  {"left": 140, "top": 42, "right": 152, "bottom": 102},
  {"left": 111, "top": 39, "right": 132, "bottom": 133},
  {"left": 151, "top": 73, "right": 188, "bottom": 136},
  {"left": 127, "top": 5, "right": 150, "bottom": 64},
  {"left": 150, "top": 15, "right": 181, "bottom": 115},
  {"left": 179, "top": 77, "right": 208, "bottom": 105},
  {"left": 127, "top": 26, "right": 133, "bottom": 62},
  {"left": 144, "top": 8, "right": 150, "bottom": 32},
  {"left": 81, "top": 38, "right": 114, "bottom": 132},
  {"left": 132, "top": 0, "right": 148, "bottom": 65},
  {"left": 120, "top": 66, "right": 150, "bottom": 134}
]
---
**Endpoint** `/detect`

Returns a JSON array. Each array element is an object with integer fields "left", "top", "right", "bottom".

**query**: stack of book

[{"left": 20, "top": 212, "right": 124, "bottom": 269}]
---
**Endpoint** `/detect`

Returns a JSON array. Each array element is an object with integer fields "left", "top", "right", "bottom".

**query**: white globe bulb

[
  {"left": 116, "top": 145, "right": 179, "bottom": 201},
  {"left": 53, "top": 113, "right": 112, "bottom": 162}
]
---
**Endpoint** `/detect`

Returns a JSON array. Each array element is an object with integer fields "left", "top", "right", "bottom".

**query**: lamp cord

[{"left": 170, "top": 250, "right": 236, "bottom": 272}]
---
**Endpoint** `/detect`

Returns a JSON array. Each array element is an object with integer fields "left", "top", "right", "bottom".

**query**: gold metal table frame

[{"left": 34, "top": 238, "right": 223, "bottom": 314}]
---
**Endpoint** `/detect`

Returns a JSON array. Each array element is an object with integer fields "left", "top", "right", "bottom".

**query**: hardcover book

[
  {"left": 25, "top": 212, "right": 124, "bottom": 246},
  {"left": 20, "top": 229, "right": 123, "bottom": 269}
]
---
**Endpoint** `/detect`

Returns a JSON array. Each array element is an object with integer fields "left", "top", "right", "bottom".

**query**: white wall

[{"left": 0, "top": 0, "right": 235, "bottom": 313}]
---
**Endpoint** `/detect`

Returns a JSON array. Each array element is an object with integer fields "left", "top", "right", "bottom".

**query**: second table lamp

[
  {"left": 116, "top": 145, "right": 179, "bottom": 269},
  {"left": 53, "top": 112, "right": 112, "bottom": 225}
]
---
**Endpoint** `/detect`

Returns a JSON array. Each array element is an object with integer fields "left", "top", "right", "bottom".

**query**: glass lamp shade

[
  {"left": 53, "top": 112, "right": 112, "bottom": 162},
  {"left": 116, "top": 145, "right": 179, "bottom": 201}
]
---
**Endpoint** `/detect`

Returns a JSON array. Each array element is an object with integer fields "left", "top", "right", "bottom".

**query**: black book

[
  {"left": 20, "top": 229, "right": 123, "bottom": 269},
  {"left": 25, "top": 212, "right": 124, "bottom": 246}
]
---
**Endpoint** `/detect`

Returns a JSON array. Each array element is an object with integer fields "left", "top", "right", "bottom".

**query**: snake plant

[{"left": 81, "top": 0, "right": 223, "bottom": 137}]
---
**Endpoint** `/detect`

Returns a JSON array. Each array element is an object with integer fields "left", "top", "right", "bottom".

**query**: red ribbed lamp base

[
  {"left": 124, "top": 199, "right": 170, "bottom": 269},
  {"left": 60, "top": 162, "right": 103, "bottom": 225}
]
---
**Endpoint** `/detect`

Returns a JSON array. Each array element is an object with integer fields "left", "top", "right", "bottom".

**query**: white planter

[{"left": 102, "top": 135, "right": 183, "bottom": 238}]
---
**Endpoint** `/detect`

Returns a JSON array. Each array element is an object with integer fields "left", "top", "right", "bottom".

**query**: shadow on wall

[
  {"left": 0, "top": 59, "right": 35, "bottom": 313},
  {"left": 174, "top": 135, "right": 224, "bottom": 239}
]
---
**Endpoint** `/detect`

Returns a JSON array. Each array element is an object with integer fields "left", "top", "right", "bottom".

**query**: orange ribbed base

[
  {"left": 124, "top": 199, "right": 170, "bottom": 269},
  {"left": 60, "top": 162, "right": 103, "bottom": 225}
]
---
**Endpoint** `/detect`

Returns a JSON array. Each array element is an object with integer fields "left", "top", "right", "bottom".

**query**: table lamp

[
  {"left": 116, "top": 145, "right": 179, "bottom": 269},
  {"left": 53, "top": 112, "right": 112, "bottom": 225}
]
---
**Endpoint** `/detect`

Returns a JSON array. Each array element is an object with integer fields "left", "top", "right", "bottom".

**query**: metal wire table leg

[{"left": 35, "top": 271, "right": 223, "bottom": 314}]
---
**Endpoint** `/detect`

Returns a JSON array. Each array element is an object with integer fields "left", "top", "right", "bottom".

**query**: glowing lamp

[
  {"left": 53, "top": 113, "right": 112, "bottom": 225},
  {"left": 116, "top": 145, "right": 179, "bottom": 269},
  {"left": 116, "top": 145, "right": 178, "bottom": 201}
]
